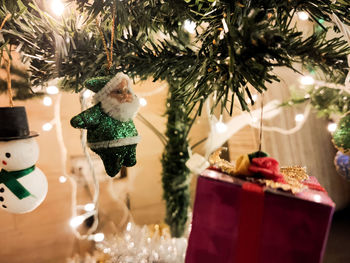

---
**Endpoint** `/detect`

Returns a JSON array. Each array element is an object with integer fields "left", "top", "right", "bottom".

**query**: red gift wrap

[{"left": 185, "top": 168, "right": 335, "bottom": 263}]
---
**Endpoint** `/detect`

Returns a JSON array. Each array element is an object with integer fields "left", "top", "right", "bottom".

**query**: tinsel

[{"left": 96, "top": 222, "right": 188, "bottom": 263}]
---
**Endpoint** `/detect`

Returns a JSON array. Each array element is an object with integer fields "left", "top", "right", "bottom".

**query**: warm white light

[
  {"left": 297, "top": 11, "right": 309, "bottom": 21},
  {"left": 69, "top": 215, "right": 85, "bottom": 228},
  {"left": 51, "top": 0, "right": 64, "bottom": 16},
  {"left": 84, "top": 203, "right": 95, "bottom": 212},
  {"left": 215, "top": 121, "right": 228, "bottom": 133},
  {"left": 295, "top": 114, "right": 304, "bottom": 123},
  {"left": 126, "top": 222, "right": 132, "bottom": 232},
  {"left": 93, "top": 233, "right": 105, "bottom": 242},
  {"left": 313, "top": 194, "right": 322, "bottom": 203},
  {"left": 184, "top": 20, "right": 196, "bottom": 34},
  {"left": 251, "top": 117, "right": 258, "bottom": 123},
  {"left": 42, "top": 123, "right": 53, "bottom": 131},
  {"left": 300, "top": 76, "right": 315, "bottom": 86},
  {"left": 46, "top": 85, "right": 59, "bottom": 94},
  {"left": 252, "top": 94, "right": 258, "bottom": 102},
  {"left": 83, "top": 90, "right": 92, "bottom": 99},
  {"left": 103, "top": 248, "right": 111, "bottom": 254},
  {"left": 328, "top": 123, "right": 337, "bottom": 132},
  {"left": 59, "top": 176, "right": 67, "bottom": 183},
  {"left": 43, "top": 96, "right": 52, "bottom": 106},
  {"left": 139, "top": 97, "right": 147, "bottom": 107}
]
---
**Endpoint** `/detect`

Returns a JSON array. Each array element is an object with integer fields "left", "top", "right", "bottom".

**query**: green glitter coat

[
  {"left": 84, "top": 76, "right": 113, "bottom": 93},
  {"left": 71, "top": 103, "right": 138, "bottom": 177},
  {"left": 333, "top": 113, "right": 350, "bottom": 154}
]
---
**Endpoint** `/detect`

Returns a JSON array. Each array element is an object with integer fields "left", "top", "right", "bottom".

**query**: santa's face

[
  {"left": 109, "top": 79, "right": 134, "bottom": 103},
  {"left": 94, "top": 73, "right": 140, "bottom": 121},
  {"left": 0, "top": 138, "right": 39, "bottom": 171}
]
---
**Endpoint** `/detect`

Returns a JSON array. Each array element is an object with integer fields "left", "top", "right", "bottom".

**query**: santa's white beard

[{"left": 100, "top": 95, "right": 140, "bottom": 121}]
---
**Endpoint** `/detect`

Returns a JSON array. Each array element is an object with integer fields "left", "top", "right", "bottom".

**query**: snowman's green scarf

[{"left": 0, "top": 165, "right": 35, "bottom": 199}]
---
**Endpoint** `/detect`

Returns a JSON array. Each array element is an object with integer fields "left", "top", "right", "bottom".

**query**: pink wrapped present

[{"left": 185, "top": 168, "right": 335, "bottom": 263}]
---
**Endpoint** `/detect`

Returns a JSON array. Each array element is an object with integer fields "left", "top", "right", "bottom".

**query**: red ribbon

[
  {"left": 234, "top": 182, "right": 265, "bottom": 263},
  {"left": 248, "top": 157, "right": 286, "bottom": 183},
  {"left": 302, "top": 182, "right": 326, "bottom": 192}
]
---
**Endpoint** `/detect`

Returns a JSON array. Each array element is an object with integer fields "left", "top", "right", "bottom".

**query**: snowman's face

[{"left": 0, "top": 138, "right": 39, "bottom": 171}]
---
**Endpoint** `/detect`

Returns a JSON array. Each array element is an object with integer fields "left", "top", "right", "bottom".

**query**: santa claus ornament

[
  {"left": 0, "top": 107, "right": 48, "bottom": 214},
  {"left": 70, "top": 73, "right": 140, "bottom": 177}
]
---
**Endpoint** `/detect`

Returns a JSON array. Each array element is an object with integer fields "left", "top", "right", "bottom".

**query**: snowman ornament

[{"left": 0, "top": 107, "right": 47, "bottom": 214}]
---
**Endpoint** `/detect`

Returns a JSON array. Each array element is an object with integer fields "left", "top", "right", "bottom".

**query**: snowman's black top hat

[{"left": 0, "top": 107, "right": 39, "bottom": 141}]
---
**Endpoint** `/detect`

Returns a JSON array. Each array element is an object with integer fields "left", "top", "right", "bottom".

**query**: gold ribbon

[{"left": 209, "top": 148, "right": 309, "bottom": 193}]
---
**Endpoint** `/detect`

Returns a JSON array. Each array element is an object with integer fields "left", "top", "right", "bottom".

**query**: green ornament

[
  {"left": 333, "top": 113, "right": 350, "bottom": 155},
  {"left": 71, "top": 73, "right": 140, "bottom": 177},
  {"left": 248, "top": 151, "right": 269, "bottom": 161}
]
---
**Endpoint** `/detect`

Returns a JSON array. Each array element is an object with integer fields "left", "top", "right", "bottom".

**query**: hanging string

[
  {"left": 0, "top": 14, "right": 14, "bottom": 107},
  {"left": 258, "top": 93, "right": 264, "bottom": 153},
  {"left": 95, "top": 4, "right": 116, "bottom": 71},
  {"left": 0, "top": 14, "right": 11, "bottom": 30},
  {"left": 110, "top": 3, "right": 116, "bottom": 68},
  {"left": 5, "top": 53, "right": 13, "bottom": 107},
  {"left": 96, "top": 18, "right": 111, "bottom": 68}
]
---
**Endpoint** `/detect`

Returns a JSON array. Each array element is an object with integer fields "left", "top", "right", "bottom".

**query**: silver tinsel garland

[{"left": 97, "top": 222, "right": 188, "bottom": 263}]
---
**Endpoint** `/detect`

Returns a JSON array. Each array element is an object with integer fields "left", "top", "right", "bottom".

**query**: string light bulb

[
  {"left": 139, "top": 97, "right": 147, "bottom": 107},
  {"left": 43, "top": 96, "right": 52, "bottom": 106},
  {"left": 184, "top": 20, "right": 196, "bottom": 34},
  {"left": 83, "top": 90, "right": 92, "bottom": 99},
  {"left": 251, "top": 94, "right": 258, "bottom": 102},
  {"left": 84, "top": 203, "right": 95, "bottom": 212},
  {"left": 300, "top": 75, "right": 315, "bottom": 86},
  {"left": 327, "top": 122, "right": 337, "bottom": 132},
  {"left": 215, "top": 121, "right": 228, "bottom": 133},
  {"left": 126, "top": 222, "right": 132, "bottom": 232},
  {"left": 69, "top": 215, "right": 85, "bottom": 228},
  {"left": 46, "top": 85, "right": 59, "bottom": 95},
  {"left": 42, "top": 123, "right": 53, "bottom": 131},
  {"left": 93, "top": 233, "right": 105, "bottom": 242},
  {"left": 50, "top": 0, "right": 65, "bottom": 16},
  {"left": 295, "top": 114, "right": 305, "bottom": 123},
  {"left": 59, "top": 175, "right": 67, "bottom": 183},
  {"left": 297, "top": 11, "right": 309, "bottom": 21}
]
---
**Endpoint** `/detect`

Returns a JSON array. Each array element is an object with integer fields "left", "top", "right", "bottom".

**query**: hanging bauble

[
  {"left": 332, "top": 113, "right": 350, "bottom": 155},
  {"left": 0, "top": 107, "right": 48, "bottom": 214},
  {"left": 70, "top": 73, "right": 140, "bottom": 178},
  {"left": 334, "top": 151, "right": 350, "bottom": 181}
]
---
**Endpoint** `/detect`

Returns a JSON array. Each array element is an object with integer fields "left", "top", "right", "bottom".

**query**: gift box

[{"left": 185, "top": 168, "right": 335, "bottom": 263}]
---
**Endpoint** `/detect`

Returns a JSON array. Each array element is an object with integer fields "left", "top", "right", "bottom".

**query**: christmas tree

[{"left": 0, "top": 0, "right": 349, "bottom": 239}]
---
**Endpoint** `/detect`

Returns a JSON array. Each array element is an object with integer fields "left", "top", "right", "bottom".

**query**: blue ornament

[{"left": 334, "top": 151, "right": 350, "bottom": 181}]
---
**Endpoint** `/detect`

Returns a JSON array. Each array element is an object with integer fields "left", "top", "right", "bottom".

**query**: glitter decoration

[
  {"left": 334, "top": 151, "right": 350, "bottom": 181},
  {"left": 208, "top": 147, "right": 236, "bottom": 175},
  {"left": 209, "top": 149, "right": 310, "bottom": 193},
  {"left": 71, "top": 73, "right": 140, "bottom": 177},
  {"left": 332, "top": 113, "right": 350, "bottom": 155},
  {"left": 96, "top": 222, "right": 188, "bottom": 263}
]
